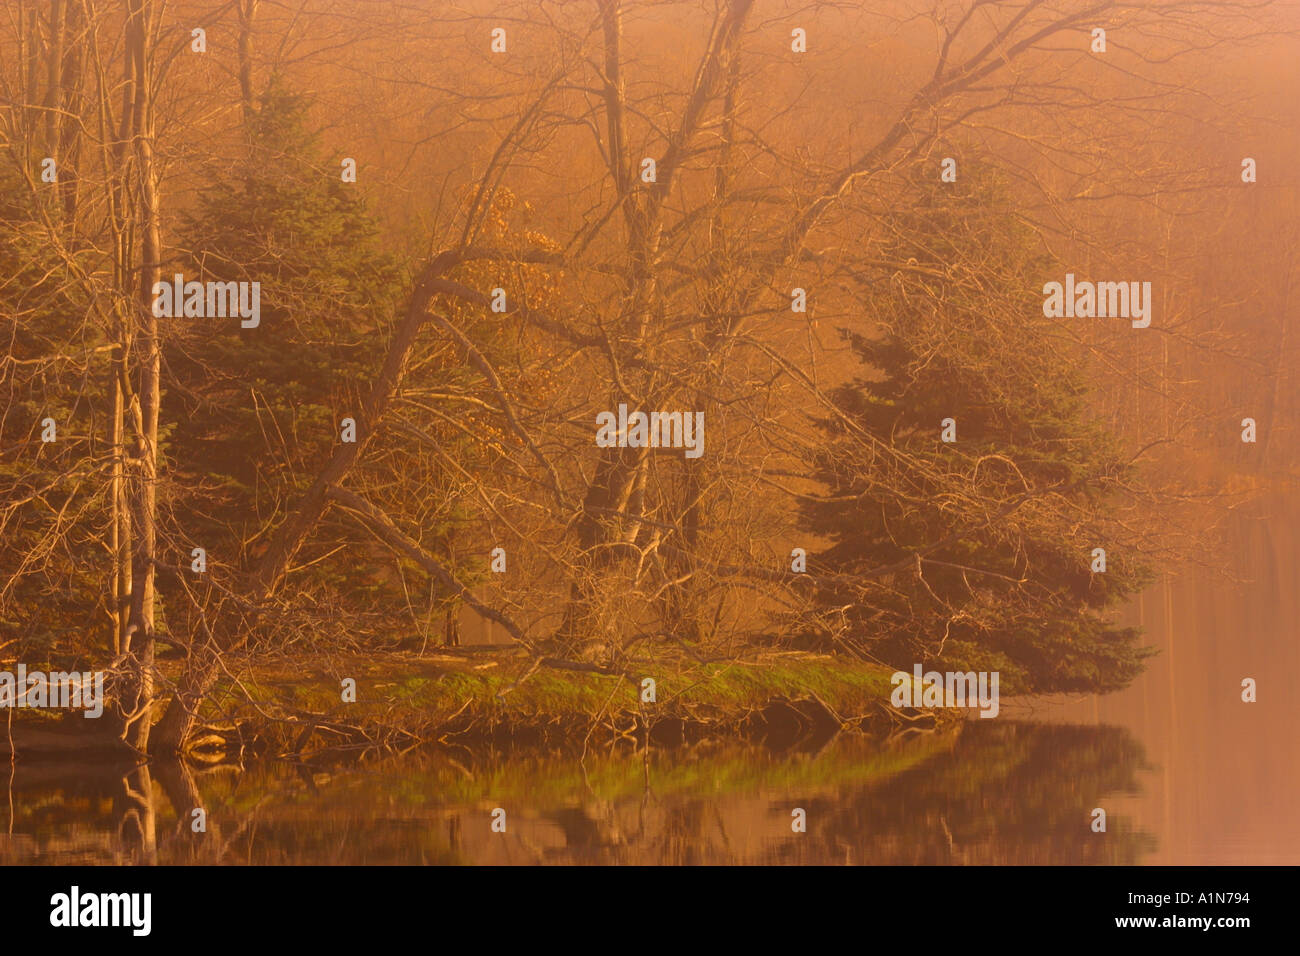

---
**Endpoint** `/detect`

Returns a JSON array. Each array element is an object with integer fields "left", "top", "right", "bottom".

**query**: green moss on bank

[{"left": 192, "top": 650, "right": 921, "bottom": 752}]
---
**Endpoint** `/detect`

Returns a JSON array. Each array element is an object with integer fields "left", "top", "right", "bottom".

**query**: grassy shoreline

[
  {"left": 3, "top": 649, "right": 956, "bottom": 758},
  {"left": 190, "top": 648, "right": 950, "bottom": 758}
]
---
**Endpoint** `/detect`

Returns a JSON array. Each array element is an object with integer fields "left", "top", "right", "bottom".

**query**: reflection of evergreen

[{"left": 799, "top": 722, "right": 1156, "bottom": 864}]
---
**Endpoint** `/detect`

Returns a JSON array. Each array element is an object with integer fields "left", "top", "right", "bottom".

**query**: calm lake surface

[{"left": 3, "top": 495, "right": 1295, "bottom": 865}]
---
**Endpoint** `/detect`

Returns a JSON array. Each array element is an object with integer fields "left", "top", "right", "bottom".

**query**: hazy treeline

[{"left": 1, "top": 0, "right": 1296, "bottom": 752}]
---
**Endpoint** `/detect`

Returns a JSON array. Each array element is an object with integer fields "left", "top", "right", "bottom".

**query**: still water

[{"left": 2, "top": 495, "right": 1295, "bottom": 865}]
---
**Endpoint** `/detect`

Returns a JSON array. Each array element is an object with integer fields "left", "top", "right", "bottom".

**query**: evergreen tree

[
  {"left": 801, "top": 169, "right": 1154, "bottom": 693},
  {"left": 163, "top": 82, "right": 421, "bottom": 638}
]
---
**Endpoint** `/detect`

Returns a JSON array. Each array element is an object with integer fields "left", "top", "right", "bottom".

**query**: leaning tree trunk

[{"left": 151, "top": 263, "right": 450, "bottom": 753}]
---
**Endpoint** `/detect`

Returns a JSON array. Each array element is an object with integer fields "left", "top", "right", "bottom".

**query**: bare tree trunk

[
  {"left": 665, "top": 47, "right": 743, "bottom": 642},
  {"left": 443, "top": 606, "right": 460, "bottom": 647},
  {"left": 110, "top": 365, "right": 129, "bottom": 656},
  {"left": 42, "top": 1, "right": 65, "bottom": 163},
  {"left": 56, "top": 0, "right": 83, "bottom": 224},
  {"left": 237, "top": 0, "right": 258, "bottom": 126},
  {"left": 22, "top": 8, "right": 41, "bottom": 151},
  {"left": 114, "top": 0, "right": 160, "bottom": 754}
]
